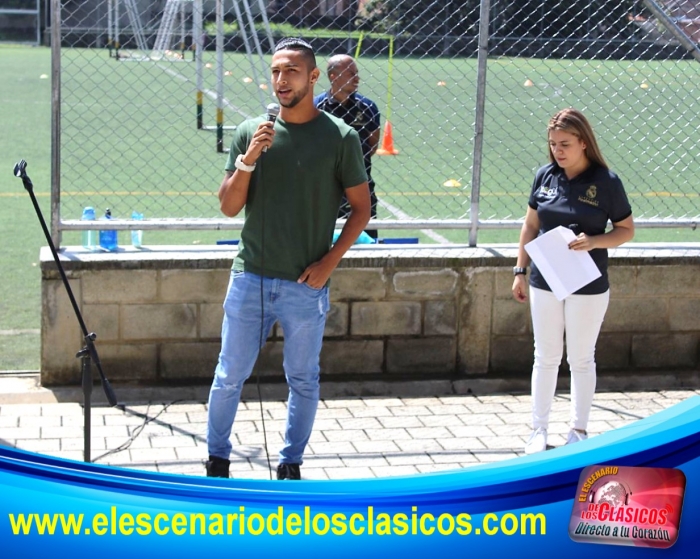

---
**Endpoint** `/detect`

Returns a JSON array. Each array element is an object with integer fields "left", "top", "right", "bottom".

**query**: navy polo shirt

[
  {"left": 314, "top": 91, "right": 380, "bottom": 185},
  {"left": 528, "top": 162, "right": 632, "bottom": 295}
]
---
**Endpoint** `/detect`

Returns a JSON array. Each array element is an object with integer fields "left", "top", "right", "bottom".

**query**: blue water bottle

[
  {"left": 81, "top": 206, "right": 97, "bottom": 251},
  {"left": 99, "top": 208, "right": 118, "bottom": 252}
]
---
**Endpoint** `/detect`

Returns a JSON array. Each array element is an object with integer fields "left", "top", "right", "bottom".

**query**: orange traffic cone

[{"left": 376, "top": 120, "right": 399, "bottom": 155}]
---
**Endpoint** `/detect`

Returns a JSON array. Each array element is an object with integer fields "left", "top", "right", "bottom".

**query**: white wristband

[{"left": 234, "top": 154, "right": 256, "bottom": 172}]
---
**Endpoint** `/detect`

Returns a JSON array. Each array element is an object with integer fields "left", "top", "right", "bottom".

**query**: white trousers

[{"left": 529, "top": 286, "right": 610, "bottom": 431}]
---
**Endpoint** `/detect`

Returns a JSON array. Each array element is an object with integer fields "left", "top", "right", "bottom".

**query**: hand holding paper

[{"left": 524, "top": 226, "right": 601, "bottom": 301}]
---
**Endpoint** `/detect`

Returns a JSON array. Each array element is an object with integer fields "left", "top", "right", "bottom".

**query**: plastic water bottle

[
  {"left": 131, "top": 211, "right": 143, "bottom": 248},
  {"left": 81, "top": 206, "right": 97, "bottom": 251},
  {"left": 331, "top": 230, "right": 377, "bottom": 245},
  {"left": 356, "top": 231, "right": 376, "bottom": 244},
  {"left": 99, "top": 208, "right": 118, "bottom": 252}
]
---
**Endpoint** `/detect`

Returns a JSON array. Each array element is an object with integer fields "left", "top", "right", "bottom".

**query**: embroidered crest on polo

[
  {"left": 540, "top": 184, "right": 557, "bottom": 197},
  {"left": 586, "top": 185, "right": 597, "bottom": 199},
  {"left": 351, "top": 111, "right": 367, "bottom": 126},
  {"left": 578, "top": 193, "right": 600, "bottom": 207}
]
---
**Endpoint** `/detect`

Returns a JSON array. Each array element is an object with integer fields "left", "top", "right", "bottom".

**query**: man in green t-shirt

[{"left": 206, "top": 38, "right": 370, "bottom": 480}]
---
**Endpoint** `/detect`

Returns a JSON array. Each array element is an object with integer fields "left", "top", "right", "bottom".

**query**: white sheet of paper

[{"left": 524, "top": 226, "right": 602, "bottom": 301}]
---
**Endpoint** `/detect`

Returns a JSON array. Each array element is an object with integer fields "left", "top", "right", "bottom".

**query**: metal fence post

[
  {"left": 642, "top": 0, "right": 700, "bottom": 63},
  {"left": 469, "top": 0, "right": 491, "bottom": 247},
  {"left": 51, "top": 0, "right": 61, "bottom": 247}
]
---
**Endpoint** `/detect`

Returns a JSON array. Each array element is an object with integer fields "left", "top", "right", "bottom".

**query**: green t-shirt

[{"left": 225, "top": 111, "right": 367, "bottom": 281}]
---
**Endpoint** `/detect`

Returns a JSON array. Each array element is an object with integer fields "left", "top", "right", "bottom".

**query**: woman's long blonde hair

[{"left": 547, "top": 108, "right": 608, "bottom": 169}]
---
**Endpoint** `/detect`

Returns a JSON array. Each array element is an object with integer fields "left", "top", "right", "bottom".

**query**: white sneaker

[
  {"left": 566, "top": 429, "right": 588, "bottom": 445},
  {"left": 524, "top": 427, "right": 547, "bottom": 454}
]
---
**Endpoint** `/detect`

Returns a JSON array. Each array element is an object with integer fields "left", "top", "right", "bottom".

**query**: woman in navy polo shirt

[{"left": 512, "top": 108, "right": 635, "bottom": 454}]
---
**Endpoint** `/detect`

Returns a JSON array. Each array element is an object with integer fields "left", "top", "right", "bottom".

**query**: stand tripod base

[{"left": 77, "top": 346, "right": 93, "bottom": 463}]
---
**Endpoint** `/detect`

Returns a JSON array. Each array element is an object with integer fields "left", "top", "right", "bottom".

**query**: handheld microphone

[{"left": 262, "top": 103, "right": 280, "bottom": 153}]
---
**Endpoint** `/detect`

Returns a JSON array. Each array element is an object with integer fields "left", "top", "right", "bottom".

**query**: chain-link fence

[{"left": 53, "top": 0, "right": 700, "bottom": 245}]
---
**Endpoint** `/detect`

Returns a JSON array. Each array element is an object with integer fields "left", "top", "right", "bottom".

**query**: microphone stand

[{"left": 13, "top": 160, "right": 118, "bottom": 463}]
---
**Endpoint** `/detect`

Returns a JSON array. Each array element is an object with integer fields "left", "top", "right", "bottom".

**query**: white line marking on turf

[
  {"left": 157, "top": 64, "right": 255, "bottom": 120},
  {"left": 377, "top": 200, "right": 452, "bottom": 244},
  {"left": 0, "top": 329, "right": 40, "bottom": 336}
]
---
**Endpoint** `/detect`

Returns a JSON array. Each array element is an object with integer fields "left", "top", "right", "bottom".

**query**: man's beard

[{"left": 279, "top": 84, "right": 309, "bottom": 108}]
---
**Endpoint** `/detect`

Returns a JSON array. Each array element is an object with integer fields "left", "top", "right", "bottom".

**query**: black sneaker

[
  {"left": 205, "top": 455, "right": 230, "bottom": 478},
  {"left": 276, "top": 463, "right": 301, "bottom": 480}
]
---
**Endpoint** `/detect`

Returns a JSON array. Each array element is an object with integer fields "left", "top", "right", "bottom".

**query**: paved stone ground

[{"left": 1, "top": 386, "right": 698, "bottom": 480}]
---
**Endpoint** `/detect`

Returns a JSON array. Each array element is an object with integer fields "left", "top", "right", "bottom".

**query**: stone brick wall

[{"left": 40, "top": 244, "right": 700, "bottom": 387}]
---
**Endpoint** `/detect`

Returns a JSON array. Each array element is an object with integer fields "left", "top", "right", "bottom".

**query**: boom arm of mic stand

[{"left": 13, "top": 160, "right": 118, "bottom": 408}]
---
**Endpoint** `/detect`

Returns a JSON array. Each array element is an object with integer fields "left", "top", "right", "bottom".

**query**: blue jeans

[{"left": 207, "top": 271, "right": 329, "bottom": 465}]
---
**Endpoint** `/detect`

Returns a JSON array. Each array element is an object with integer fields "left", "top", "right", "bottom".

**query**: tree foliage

[
  {"left": 357, "top": 0, "right": 480, "bottom": 35},
  {"left": 357, "top": 0, "right": 644, "bottom": 40},
  {"left": 494, "top": 0, "right": 643, "bottom": 39}
]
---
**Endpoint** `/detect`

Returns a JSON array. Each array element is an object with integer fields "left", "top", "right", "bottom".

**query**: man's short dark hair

[{"left": 273, "top": 37, "right": 316, "bottom": 69}]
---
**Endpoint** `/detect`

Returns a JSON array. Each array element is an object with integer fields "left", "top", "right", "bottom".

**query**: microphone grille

[{"left": 266, "top": 103, "right": 280, "bottom": 117}]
